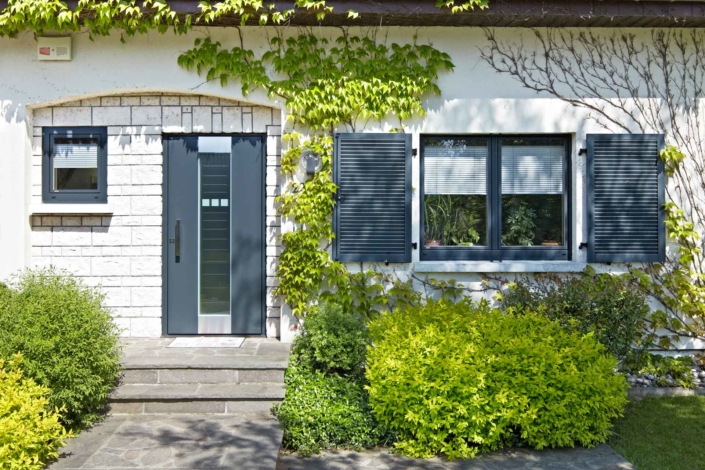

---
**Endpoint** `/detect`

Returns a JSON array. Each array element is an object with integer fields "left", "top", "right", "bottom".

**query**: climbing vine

[{"left": 179, "top": 32, "right": 455, "bottom": 316}]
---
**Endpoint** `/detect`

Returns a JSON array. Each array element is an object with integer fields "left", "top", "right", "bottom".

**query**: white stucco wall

[{"left": 0, "top": 27, "right": 694, "bottom": 344}]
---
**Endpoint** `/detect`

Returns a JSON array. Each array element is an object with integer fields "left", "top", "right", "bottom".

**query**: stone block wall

[{"left": 30, "top": 94, "right": 282, "bottom": 338}]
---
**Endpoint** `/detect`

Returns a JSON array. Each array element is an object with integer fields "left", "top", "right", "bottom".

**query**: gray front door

[{"left": 163, "top": 135, "right": 265, "bottom": 335}]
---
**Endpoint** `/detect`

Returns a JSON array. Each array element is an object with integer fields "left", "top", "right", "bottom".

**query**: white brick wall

[{"left": 31, "top": 94, "right": 283, "bottom": 338}]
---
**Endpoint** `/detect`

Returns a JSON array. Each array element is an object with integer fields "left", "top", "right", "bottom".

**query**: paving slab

[
  {"left": 49, "top": 413, "right": 283, "bottom": 470},
  {"left": 276, "top": 445, "right": 634, "bottom": 470}
]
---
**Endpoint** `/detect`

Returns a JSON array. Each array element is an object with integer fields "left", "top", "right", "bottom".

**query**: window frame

[
  {"left": 420, "top": 134, "right": 572, "bottom": 261},
  {"left": 42, "top": 127, "right": 108, "bottom": 203}
]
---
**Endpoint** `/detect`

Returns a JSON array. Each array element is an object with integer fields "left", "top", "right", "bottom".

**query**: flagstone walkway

[
  {"left": 277, "top": 445, "right": 634, "bottom": 470},
  {"left": 49, "top": 413, "right": 282, "bottom": 470}
]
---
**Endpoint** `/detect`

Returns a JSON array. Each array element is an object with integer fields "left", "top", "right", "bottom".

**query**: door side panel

[
  {"left": 231, "top": 136, "right": 265, "bottom": 335},
  {"left": 165, "top": 137, "right": 199, "bottom": 335}
]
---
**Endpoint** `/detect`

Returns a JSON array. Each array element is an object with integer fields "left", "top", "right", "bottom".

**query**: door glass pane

[
  {"left": 501, "top": 138, "right": 565, "bottom": 247},
  {"left": 198, "top": 137, "right": 231, "bottom": 316},
  {"left": 423, "top": 137, "right": 488, "bottom": 247},
  {"left": 53, "top": 137, "right": 99, "bottom": 190}
]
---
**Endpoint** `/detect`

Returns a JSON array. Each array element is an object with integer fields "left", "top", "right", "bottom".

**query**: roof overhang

[{"left": 3, "top": 0, "right": 705, "bottom": 28}]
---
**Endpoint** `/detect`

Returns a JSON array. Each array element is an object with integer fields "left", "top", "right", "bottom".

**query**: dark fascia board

[{"left": 2, "top": 1, "right": 705, "bottom": 27}]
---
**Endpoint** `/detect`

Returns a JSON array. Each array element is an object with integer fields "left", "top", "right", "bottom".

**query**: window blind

[
  {"left": 501, "top": 145, "right": 564, "bottom": 194},
  {"left": 424, "top": 142, "right": 487, "bottom": 195},
  {"left": 53, "top": 139, "right": 99, "bottom": 169}
]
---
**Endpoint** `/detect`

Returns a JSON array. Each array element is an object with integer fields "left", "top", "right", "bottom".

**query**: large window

[
  {"left": 42, "top": 127, "right": 107, "bottom": 203},
  {"left": 421, "top": 135, "right": 571, "bottom": 261}
]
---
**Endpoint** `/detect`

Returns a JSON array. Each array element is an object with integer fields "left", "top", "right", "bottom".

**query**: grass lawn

[{"left": 609, "top": 396, "right": 705, "bottom": 470}]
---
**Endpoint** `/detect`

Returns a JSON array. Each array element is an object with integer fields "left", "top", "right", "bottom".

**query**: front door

[{"left": 163, "top": 135, "right": 265, "bottom": 335}]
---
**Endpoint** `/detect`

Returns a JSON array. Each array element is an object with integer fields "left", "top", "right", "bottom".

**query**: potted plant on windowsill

[{"left": 502, "top": 199, "right": 537, "bottom": 246}]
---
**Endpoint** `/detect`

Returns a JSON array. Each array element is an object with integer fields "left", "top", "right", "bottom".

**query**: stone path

[
  {"left": 276, "top": 445, "right": 634, "bottom": 470},
  {"left": 49, "top": 413, "right": 283, "bottom": 469}
]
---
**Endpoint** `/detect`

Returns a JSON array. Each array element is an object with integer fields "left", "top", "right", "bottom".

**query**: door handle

[{"left": 175, "top": 219, "right": 181, "bottom": 263}]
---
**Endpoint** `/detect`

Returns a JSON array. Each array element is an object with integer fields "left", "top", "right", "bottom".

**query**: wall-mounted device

[
  {"left": 37, "top": 37, "right": 72, "bottom": 61},
  {"left": 302, "top": 149, "right": 322, "bottom": 175}
]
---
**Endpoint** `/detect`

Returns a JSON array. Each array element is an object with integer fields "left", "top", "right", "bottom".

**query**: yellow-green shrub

[
  {"left": 0, "top": 354, "right": 70, "bottom": 470},
  {"left": 366, "top": 299, "right": 628, "bottom": 460}
]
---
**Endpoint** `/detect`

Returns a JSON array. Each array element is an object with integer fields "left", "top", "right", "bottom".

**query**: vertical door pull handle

[{"left": 175, "top": 219, "right": 181, "bottom": 262}]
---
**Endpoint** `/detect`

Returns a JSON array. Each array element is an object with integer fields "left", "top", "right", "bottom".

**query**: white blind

[
  {"left": 54, "top": 140, "right": 98, "bottom": 169},
  {"left": 501, "top": 145, "right": 564, "bottom": 195},
  {"left": 424, "top": 141, "right": 487, "bottom": 195}
]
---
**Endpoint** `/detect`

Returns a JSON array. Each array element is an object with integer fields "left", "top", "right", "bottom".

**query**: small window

[
  {"left": 43, "top": 127, "right": 107, "bottom": 203},
  {"left": 421, "top": 135, "right": 571, "bottom": 261}
]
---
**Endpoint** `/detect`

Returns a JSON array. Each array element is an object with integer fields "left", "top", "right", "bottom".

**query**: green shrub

[
  {"left": 291, "top": 302, "right": 368, "bottom": 376},
  {"left": 366, "top": 299, "right": 628, "bottom": 460},
  {"left": 0, "top": 267, "right": 121, "bottom": 430},
  {"left": 273, "top": 366, "right": 391, "bottom": 457},
  {"left": 501, "top": 267, "right": 650, "bottom": 361},
  {"left": 0, "top": 354, "right": 71, "bottom": 470},
  {"left": 623, "top": 352, "right": 695, "bottom": 388}
]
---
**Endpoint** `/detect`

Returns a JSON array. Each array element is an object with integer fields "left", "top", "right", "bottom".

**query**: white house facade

[{"left": 0, "top": 3, "right": 698, "bottom": 343}]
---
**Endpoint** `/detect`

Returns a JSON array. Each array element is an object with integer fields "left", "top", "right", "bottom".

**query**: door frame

[{"left": 161, "top": 133, "right": 267, "bottom": 336}]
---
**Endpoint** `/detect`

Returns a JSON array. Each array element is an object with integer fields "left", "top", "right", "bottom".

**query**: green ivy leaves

[{"left": 180, "top": 34, "right": 454, "bottom": 130}]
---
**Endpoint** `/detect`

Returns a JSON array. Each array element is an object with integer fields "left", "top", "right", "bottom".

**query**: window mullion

[{"left": 489, "top": 137, "right": 502, "bottom": 256}]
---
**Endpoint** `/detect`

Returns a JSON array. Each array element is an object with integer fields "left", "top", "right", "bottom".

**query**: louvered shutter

[
  {"left": 587, "top": 134, "right": 665, "bottom": 263},
  {"left": 334, "top": 133, "right": 412, "bottom": 263}
]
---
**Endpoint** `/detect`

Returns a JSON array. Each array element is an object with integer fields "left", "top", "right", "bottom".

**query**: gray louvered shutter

[
  {"left": 587, "top": 134, "right": 665, "bottom": 263},
  {"left": 334, "top": 133, "right": 412, "bottom": 263}
]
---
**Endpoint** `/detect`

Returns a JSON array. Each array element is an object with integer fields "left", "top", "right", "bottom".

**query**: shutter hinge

[
  {"left": 578, "top": 148, "right": 587, "bottom": 156},
  {"left": 579, "top": 242, "right": 588, "bottom": 250},
  {"left": 412, "top": 242, "right": 418, "bottom": 250},
  {"left": 412, "top": 148, "right": 418, "bottom": 157}
]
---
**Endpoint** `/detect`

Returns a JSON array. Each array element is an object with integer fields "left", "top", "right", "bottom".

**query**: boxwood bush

[
  {"left": 290, "top": 302, "right": 368, "bottom": 376},
  {"left": 274, "top": 302, "right": 391, "bottom": 456},
  {"left": 0, "top": 354, "right": 70, "bottom": 470},
  {"left": 366, "top": 299, "right": 628, "bottom": 460},
  {"left": 274, "top": 366, "right": 390, "bottom": 457},
  {"left": 0, "top": 267, "right": 121, "bottom": 430}
]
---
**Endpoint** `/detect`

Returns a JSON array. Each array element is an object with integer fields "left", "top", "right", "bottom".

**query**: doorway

[{"left": 163, "top": 135, "right": 265, "bottom": 335}]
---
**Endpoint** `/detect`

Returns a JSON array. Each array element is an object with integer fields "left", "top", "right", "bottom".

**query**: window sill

[
  {"left": 414, "top": 261, "right": 587, "bottom": 274},
  {"left": 29, "top": 204, "right": 114, "bottom": 215}
]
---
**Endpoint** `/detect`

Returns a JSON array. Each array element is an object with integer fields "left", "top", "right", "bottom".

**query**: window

[
  {"left": 421, "top": 135, "right": 571, "bottom": 261},
  {"left": 43, "top": 127, "right": 107, "bottom": 203}
]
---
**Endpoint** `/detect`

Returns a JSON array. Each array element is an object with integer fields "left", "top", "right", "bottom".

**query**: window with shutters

[
  {"left": 43, "top": 127, "right": 108, "bottom": 203},
  {"left": 421, "top": 135, "right": 571, "bottom": 261}
]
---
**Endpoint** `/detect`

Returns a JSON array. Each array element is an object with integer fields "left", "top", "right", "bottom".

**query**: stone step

[
  {"left": 121, "top": 354, "right": 289, "bottom": 370},
  {"left": 109, "top": 383, "right": 286, "bottom": 415},
  {"left": 122, "top": 367, "right": 285, "bottom": 385}
]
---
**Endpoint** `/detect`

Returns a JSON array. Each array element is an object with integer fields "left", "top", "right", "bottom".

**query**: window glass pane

[
  {"left": 424, "top": 138, "right": 488, "bottom": 247},
  {"left": 501, "top": 138, "right": 565, "bottom": 246},
  {"left": 199, "top": 138, "right": 231, "bottom": 316},
  {"left": 53, "top": 137, "right": 99, "bottom": 191}
]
